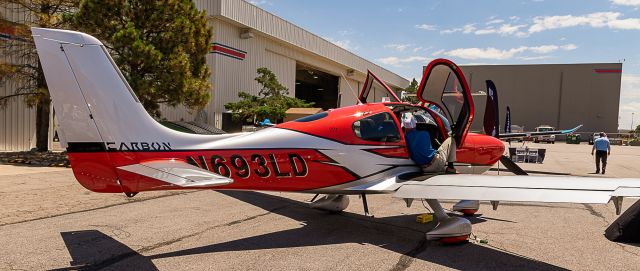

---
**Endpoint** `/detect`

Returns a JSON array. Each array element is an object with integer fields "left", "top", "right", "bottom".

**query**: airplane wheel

[
  {"left": 461, "top": 209, "right": 478, "bottom": 216},
  {"left": 439, "top": 235, "right": 470, "bottom": 244}
]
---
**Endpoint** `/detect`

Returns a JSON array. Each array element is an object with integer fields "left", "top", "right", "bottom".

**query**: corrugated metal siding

[
  {"left": 0, "top": 6, "right": 37, "bottom": 151},
  {"left": 210, "top": 20, "right": 296, "bottom": 115},
  {"left": 201, "top": 0, "right": 408, "bottom": 89}
]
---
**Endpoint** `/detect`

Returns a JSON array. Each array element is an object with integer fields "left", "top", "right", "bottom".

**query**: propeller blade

[{"left": 499, "top": 155, "right": 528, "bottom": 175}]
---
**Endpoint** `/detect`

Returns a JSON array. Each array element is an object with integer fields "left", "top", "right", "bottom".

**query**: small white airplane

[{"left": 32, "top": 27, "right": 640, "bottom": 243}]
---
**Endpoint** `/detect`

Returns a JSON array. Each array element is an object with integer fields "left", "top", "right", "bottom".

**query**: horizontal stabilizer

[
  {"left": 118, "top": 160, "right": 233, "bottom": 187},
  {"left": 394, "top": 174, "right": 640, "bottom": 204}
]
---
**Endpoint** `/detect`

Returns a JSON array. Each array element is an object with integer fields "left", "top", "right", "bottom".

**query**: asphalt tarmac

[{"left": 1, "top": 142, "right": 639, "bottom": 270}]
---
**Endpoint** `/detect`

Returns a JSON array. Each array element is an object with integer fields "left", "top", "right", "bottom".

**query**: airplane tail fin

[
  {"left": 482, "top": 80, "right": 500, "bottom": 137},
  {"left": 32, "top": 28, "right": 230, "bottom": 193},
  {"left": 504, "top": 106, "right": 511, "bottom": 134},
  {"left": 31, "top": 27, "right": 185, "bottom": 151},
  {"left": 32, "top": 28, "right": 222, "bottom": 155}
]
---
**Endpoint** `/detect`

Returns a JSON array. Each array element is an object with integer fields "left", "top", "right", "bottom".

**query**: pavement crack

[{"left": 389, "top": 239, "right": 429, "bottom": 271}]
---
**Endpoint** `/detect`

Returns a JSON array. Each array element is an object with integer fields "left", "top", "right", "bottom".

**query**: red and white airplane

[{"left": 32, "top": 28, "right": 640, "bottom": 243}]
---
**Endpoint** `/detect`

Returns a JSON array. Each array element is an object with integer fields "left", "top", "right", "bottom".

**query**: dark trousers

[{"left": 595, "top": 150, "right": 608, "bottom": 172}]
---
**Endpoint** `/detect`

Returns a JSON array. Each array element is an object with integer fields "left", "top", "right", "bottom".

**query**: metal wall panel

[
  {"left": 210, "top": 20, "right": 295, "bottom": 115},
  {"left": 0, "top": 5, "right": 37, "bottom": 151},
  {"left": 462, "top": 63, "right": 622, "bottom": 134}
]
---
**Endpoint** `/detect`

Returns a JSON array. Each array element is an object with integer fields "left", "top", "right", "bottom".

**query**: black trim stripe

[{"left": 67, "top": 142, "right": 107, "bottom": 152}]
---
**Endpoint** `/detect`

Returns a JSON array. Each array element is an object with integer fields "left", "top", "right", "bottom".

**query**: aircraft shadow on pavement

[
  {"left": 149, "top": 191, "right": 567, "bottom": 271},
  {"left": 50, "top": 230, "right": 158, "bottom": 271},
  {"left": 51, "top": 191, "right": 566, "bottom": 271}
]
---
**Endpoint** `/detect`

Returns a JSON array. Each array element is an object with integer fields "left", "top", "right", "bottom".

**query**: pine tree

[
  {"left": 67, "top": 0, "right": 212, "bottom": 117},
  {"left": 401, "top": 78, "right": 419, "bottom": 104}
]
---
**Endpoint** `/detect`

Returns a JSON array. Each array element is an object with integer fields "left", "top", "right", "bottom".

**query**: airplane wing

[
  {"left": 394, "top": 174, "right": 640, "bottom": 214},
  {"left": 118, "top": 160, "right": 233, "bottom": 187},
  {"left": 497, "top": 124, "right": 583, "bottom": 139}
]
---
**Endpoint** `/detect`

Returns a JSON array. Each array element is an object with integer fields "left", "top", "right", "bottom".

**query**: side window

[{"left": 353, "top": 112, "right": 400, "bottom": 142}]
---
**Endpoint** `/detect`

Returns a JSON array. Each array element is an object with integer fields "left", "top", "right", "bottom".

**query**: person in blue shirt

[
  {"left": 403, "top": 114, "right": 453, "bottom": 173},
  {"left": 591, "top": 132, "right": 611, "bottom": 174}
]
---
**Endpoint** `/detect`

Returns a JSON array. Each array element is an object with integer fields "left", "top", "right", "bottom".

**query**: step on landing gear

[
  {"left": 425, "top": 199, "right": 472, "bottom": 244},
  {"left": 452, "top": 200, "right": 480, "bottom": 216}
]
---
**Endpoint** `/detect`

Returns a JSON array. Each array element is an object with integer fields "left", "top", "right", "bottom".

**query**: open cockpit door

[
  {"left": 417, "top": 59, "right": 474, "bottom": 147},
  {"left": 358, "top": 70, "right": 401, "bottom": 104}
]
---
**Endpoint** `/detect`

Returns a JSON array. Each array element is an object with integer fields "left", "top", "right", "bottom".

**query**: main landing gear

[
  {"left": 308, "top": 194, "right": 372, "bottom": 216},
  {"left": 424, "top": 199, "right": 472, "bottom": 243},
  {"left": 452, "top": 200, "right": 480, "bottom": 216},
  {"left": 309, "top": 194, "right": 350, "bottom": 212}
]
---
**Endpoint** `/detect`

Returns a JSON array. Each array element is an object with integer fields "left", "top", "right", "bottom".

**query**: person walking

[{"left": 591, "top": 132, "right": 611, "bottom": 174}]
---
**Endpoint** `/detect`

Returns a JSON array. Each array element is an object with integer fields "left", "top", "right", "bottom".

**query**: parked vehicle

[
  {"left": 534, "top": 125, "right": 556, "bottom": 143},
  {"left": 588, "top": 132, "right": 601, "bottom": 145}
]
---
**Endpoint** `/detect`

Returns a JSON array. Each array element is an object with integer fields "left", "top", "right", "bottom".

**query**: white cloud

[
  {"left": 324, "top": 37, "right": 358, "bottom": 51},
  {"left": 444, "top": 47, "right": 527, "bottom": 60},
  {"left": 608, "top": 18, "right": 640, "bottom": 29},
  {"left": 441, "top": 23, "right": 476, "bottom": 34},
  {"left": 611, "top": 0, "right": 640, "bottom": 7},
  {"left": 529, "top": 12, "right": 640, "bottom": 33},
  {"left": 431, "top": 49, "right": 445, "bottom": 56},
  {"left": 486, "top": 19, "right": 505, "bottom": 25},
  {"left": 413, "top": 46, "right": 423, "bottom": 52},
  {"left": 474, "top": 23, "right": 528, "bottom": 37},
  {"left": 383, "top": 43, "right": 413, "bottom": 51},
  {"left": 415, "top": 24, "right": 437, "bottom": 30},
  {"left": 527, "top": 45, "right": 559, "bottom": 54},
  {"left": 442, "top": 44, "right": 577, "bottom": 60},
  {"left": 376, "top": 56, "right": 430, "bottom": 67}
]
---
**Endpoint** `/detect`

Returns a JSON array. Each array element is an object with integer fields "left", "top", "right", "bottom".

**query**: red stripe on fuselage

[{"left": 68, "top": 149, "right": 357, "bottom": 193}]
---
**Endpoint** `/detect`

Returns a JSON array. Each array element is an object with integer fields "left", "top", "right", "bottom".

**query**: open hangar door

[{"left": 295, "top": 64, "right": 340, "bottom": 110}]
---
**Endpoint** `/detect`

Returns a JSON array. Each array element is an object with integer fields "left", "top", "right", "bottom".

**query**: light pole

[{"left": 632, "top": 112, "right": 635, "bottom": 131}]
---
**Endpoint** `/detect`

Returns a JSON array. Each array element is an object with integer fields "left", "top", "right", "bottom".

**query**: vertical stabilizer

[{"left": 32, "top": 27, "right": 227, "bottom": 153}]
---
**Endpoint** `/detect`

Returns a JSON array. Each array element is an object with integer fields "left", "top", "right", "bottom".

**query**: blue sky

[{"left": 250, "top": 0, "right": 640, "bottom": 130}]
